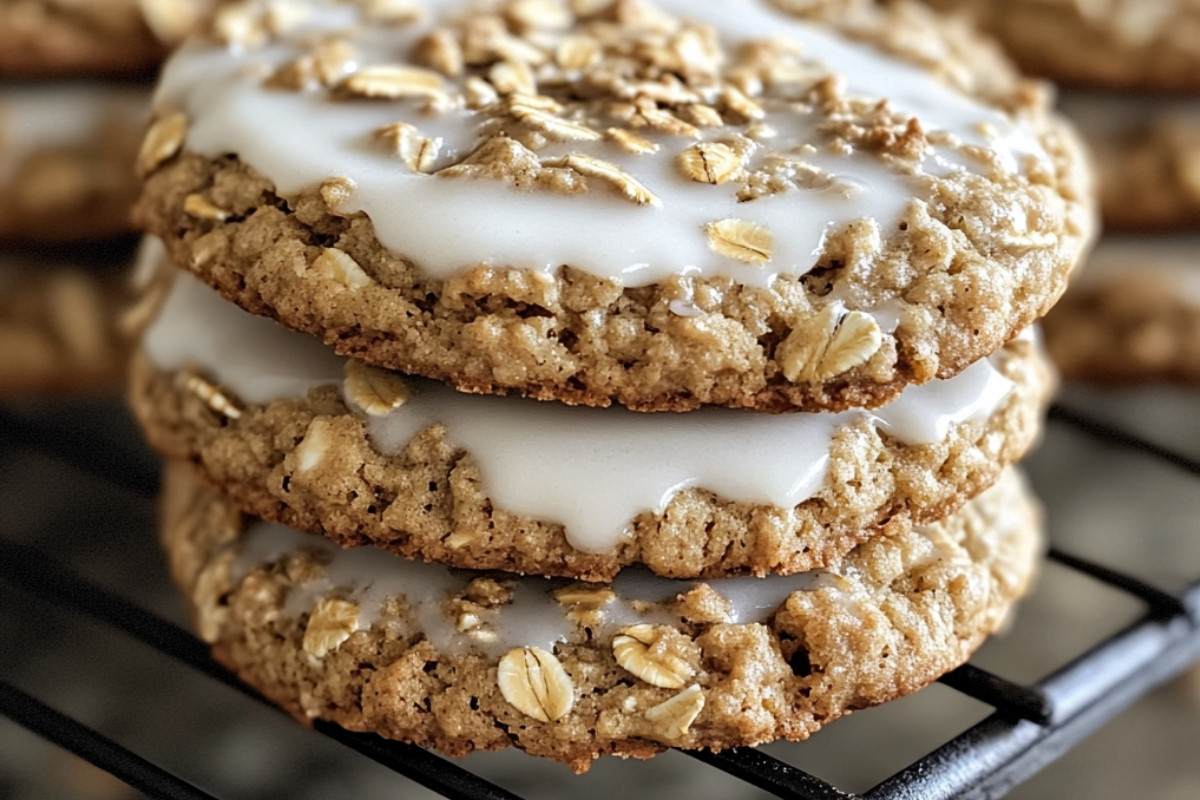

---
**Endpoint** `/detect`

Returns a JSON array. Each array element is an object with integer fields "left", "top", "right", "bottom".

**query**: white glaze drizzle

[
  {"left": 0, "top": 84, "right": 148, "bottom": 184},
  {"left": 154, "top": 0, "right": 1049, "bottom": 288},
  {"left": 233, "top": 519, "right": 830, "bottom": 655},
  {"left": 144, "top": 270, "right": 1018, "bottom": 554},
  {"left": 144, "top": 262, "right": 345, "bottom": 402}
]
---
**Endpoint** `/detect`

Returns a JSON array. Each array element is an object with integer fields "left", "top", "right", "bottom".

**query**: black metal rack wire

[{"left": 1, "top": 401, "right": 1198, "bottom": 800}]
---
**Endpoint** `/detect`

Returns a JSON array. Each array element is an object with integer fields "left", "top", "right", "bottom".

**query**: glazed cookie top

[
  {"left": 917, "top": 0, "right": 1200, "bottom": 90},
  {"left": 141, "top": 0, "right": 1090, "bottom": 411},
  {"left": 156, "top": 0, "right": 1053, "bottom": 290},
  {"left": 0, "top": 0, "right": 213, "bottom": 77},
  {"left": 144, "top": 265, "right": 1027, "bottom": 557}
]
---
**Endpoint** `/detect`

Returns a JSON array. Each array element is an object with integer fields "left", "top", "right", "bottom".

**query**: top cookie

[
  {"left": 136, "top": 0, "right": 1092, "bottom": 412},
  {"left": 0, "top": 0, "right": 212, "bottom": 78},
  {"left": 916, "top": 0, "right": 1200, "bottom": 91}
]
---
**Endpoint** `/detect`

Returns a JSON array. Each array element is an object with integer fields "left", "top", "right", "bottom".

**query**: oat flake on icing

[
  {"left": 145, "top": 271, "right": 1017, "bottom": 555},
  {"left": 154, "top": 0, "right": 1050, "bottom": 289}
]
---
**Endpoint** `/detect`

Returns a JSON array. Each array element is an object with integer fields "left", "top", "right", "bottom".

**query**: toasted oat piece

[{"left": 161, "top": 463, "right": 1042, "bottom": 772}]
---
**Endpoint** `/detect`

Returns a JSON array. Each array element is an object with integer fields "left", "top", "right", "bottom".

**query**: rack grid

[{"left": 1, "top": 401, "right": 1198, "bottom": 800}]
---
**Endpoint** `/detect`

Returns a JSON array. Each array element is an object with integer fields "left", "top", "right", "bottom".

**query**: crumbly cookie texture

[
  {"left": 161, "top": 463, "right": 1041, "bottom": 772},
  {"left": 130, "top": 323, "right": 1053, "bottom": 580},
  {"left": 0, "top": 256, "right": 133, "bottom": 394},
  {"left": 0, "top": 0, "right": 210, "bottom": 77},
  {"left": 915, "top": 0, "right": 1200, "bottom": 90},
  {"left": 135, "top": 0, "right": 1093, "bottom": 413},
  {"left": 1044, "top": 243, "right": 1200, "bottom": 385},
  {"left": 0, "top": 88, "right": 145, "bottom": 241}
]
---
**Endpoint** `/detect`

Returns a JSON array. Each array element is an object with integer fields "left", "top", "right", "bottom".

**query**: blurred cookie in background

[
  {"left": 0, "top": 84, "right": 147, "bottom": 241},
  {"left": 916, "top": 0, "right": 1200, "bottom": 91},
  {"left": 0, "top": 242, "right": 136, "bottom": 394},
  {"left": 1058, "top": 92, "right": 1200, "bottom": 232},
  {"left": 1044, "top": 237, "right": 1200, "bottom": 385},
  {"left": 0, "top": 0, "right": 212, "bottom": 78}
]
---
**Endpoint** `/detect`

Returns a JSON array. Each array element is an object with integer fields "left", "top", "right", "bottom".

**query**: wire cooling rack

[{"left": 1, "top": 400, "right": 1198, "bottom": 800}]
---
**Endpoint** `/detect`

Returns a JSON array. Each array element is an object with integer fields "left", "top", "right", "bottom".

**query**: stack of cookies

[
  {"left": 919, "top": 0, "right": 1200, "bottom": 384},
  {"left": 127, "top": 0, "right": 1092, "bottom": 770},
  {"left": 0, "top": 0, "right": 211, "bottom": 393}
]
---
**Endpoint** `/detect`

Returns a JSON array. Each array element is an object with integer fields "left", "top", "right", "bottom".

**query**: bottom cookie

[
  {"left": 1044, "top": 237, "right": 1200, "bottom": 385},
  {"left": 161, "top": 464, "right": 1041, "bottom": 771}
]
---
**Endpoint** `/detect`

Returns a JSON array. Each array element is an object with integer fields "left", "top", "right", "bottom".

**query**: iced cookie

[
  {"left": 1043, "top": 237, "right": 1200, "bottom": 384},
  {"left": 0, "top": 244, "right": 134, "bottom": 394},
  {"left": 130, "top": 263, "right": 1054, "bottom": 580},
  {"left": 916, "top": 0, "right": 1200, "bottom": 91},
  {"left": 161, "top": 462, "right": 1042, "bottom": 772},
  {"left": 0, "top": 0, "right": 210, "bottom": 77},
  {"left": 1058, "top": 92, "right": 1200, "bottom": 232},
  {"left": 135, "top": 0, "right": 1091, "bottom": 413},
  {"left": 0, "top": 84, "right": 148, "bottom": 241}
]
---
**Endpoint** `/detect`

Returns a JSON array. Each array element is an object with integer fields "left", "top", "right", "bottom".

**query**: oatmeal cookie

[
  {"left": 1044, "top": 237, "right": 1200, "bottom": 384},
  {"left": 161, "top": 462, "right": 1042, "bottom": 772},
  {"left": 135, "top": 0, "right": 1092, "bottom": 413},
  {"left": 0, "top": 84, "right": 147, "bottom": 241},
  {"left": 130, "top": 266, "right": 1054, "bottom": 580},
  {"left": 916, "top": 0, "right": 1200, "bottom": 91}
]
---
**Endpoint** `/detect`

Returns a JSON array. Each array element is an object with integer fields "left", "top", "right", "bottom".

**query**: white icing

[
  {"left": 0, "top": 83, "right": 149, "bottom": 184},
  {"left": 234, "top": 519, "right": 829, "bottom": 654},
  {"left": 155, "top": 0, "right": 1048, "bottom": 289},
  {"left": 144, "top": 269, "right": 345, "bottom": 403},
  {"left": 1059, "top": 89, "right": 1200, "bottom": 141},
  {"left": 144, "top": 269, "right": 1019, "bottom": 554},
  {"left": 1077, "top": 236, "right": 1200, "bottom": 307}
]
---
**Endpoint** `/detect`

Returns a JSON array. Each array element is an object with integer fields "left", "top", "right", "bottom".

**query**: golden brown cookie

[
  {"left": 135, "top": 0, "right": 1092, "bottom": 413},
  {"left": 916, "top": 0, "right": 1200, "bottom": 91},
  {"left": 161, "top": 462, "right": 1042, "bottom": 772},
  {"left": 129, "top": 265, "right": 1054, "bottom": 580}
]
